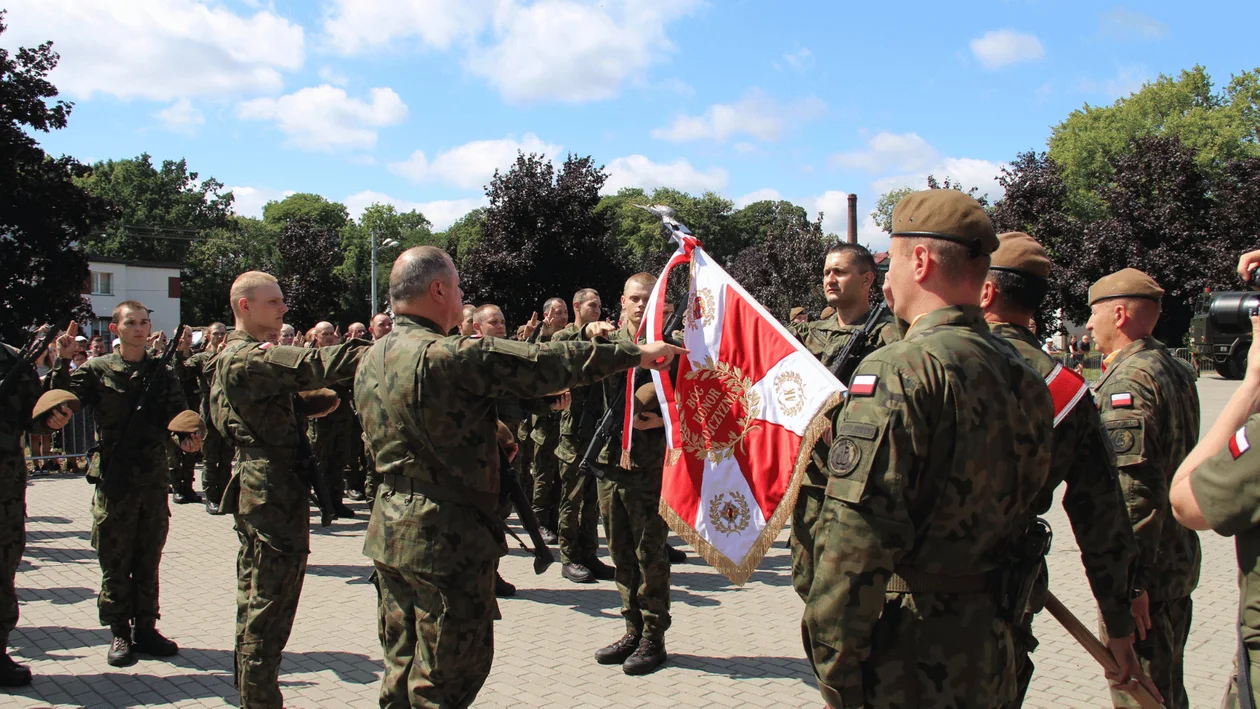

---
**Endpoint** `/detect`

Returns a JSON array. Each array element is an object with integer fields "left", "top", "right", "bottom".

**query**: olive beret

[
  {"left": 167, "top": 410, "right": 206, "bottom": 437},
  {"left": 32, "top": 390, "right": 79, "bottom": 420},
  {"left": 819, "top": 306, "right": 835, "bottom": 320},
  {"left": 496, "top": 420, "right": 515, "bottom": 448},
  {"left": 1088, "top": 268, "right": 1165, "bottom": 305},
  {"left": 891, "top": 189, "right": 998, "bottom": 256},
  {"left": 789, "top": 307, "right": 805, "bottom": 321},
  {"left": 296, "top": 389, "right": 341, "bottom": 419},
  {"left": 990, "top": 232, "right": 1052, "bottom": 279},
  {"left": 634, "top": 383, "right": 660, "bottom": 414}
]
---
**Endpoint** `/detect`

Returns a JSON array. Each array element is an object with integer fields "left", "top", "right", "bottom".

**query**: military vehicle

[{"left": 1190, "top": 290, "right": 1259, "bottom": 379}]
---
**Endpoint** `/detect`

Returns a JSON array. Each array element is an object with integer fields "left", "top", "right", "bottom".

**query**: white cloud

[
  {"left": 343, "top": 190, "right": 487, "bottom": 230},
  {"left": 227, "top": 186, "right": 297, "bottom": 219},
  {"left": 237, "top": 85, "right": 409, "bottom": 152},
  {"left": 734, "top": 188, "right": 782, "bottom": 209},
  {"left": 831, "top": 132, "right": 939, "bottom": 174},
  {"left": 652, "top": 89, "right": 826, "bottom": 143},
  {"left": 870, "top": 157, "right": 1008, "bottom": 203},
  {"left": 1101, "top": 9, "right": 1168, "bottom": 40},
  {"left": 734, "top": 142, "right": 758, "bottom": 156},
  {"left": 602, "top": 155, "right": 729, "bottom": 195},
  {"left": 318, "top": 66, "right": 349, "bottom": 86},
  {"left": 1077, "top": 65, "right": 1151, "bottom": 99},
  {"left": 321, "top": 0, "right": 700, "bottom": 104},
  {"left": 800, "top": 190, "right": 851, "bottom": 236},
  {"left": 969, "top": 29, "right": 1045, "bottom": 70},
  {"left": 1, "top": 0, "right": 304, "bottom": 101},
  {"left": 388, "top": 134, "right": 563, "bottom": 189},
  {"left": 781, "top": 47, "right": 813, "bottom": 72},
  {"left": 154, "top": 98, "right": 204, "bottom": 134}
]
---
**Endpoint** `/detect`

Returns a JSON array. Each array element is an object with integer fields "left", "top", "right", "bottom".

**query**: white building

[{"left": 84, "top": 259, "right": 182, "bottom": 338}]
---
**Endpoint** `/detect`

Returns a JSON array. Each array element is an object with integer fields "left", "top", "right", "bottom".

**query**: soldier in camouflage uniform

[
  {"left": 1087, "top": 268, "right": 1201, "bottom": 709},
  {"left": 185, "top": 323, "right": 233, "bottom": 514},
  {"left": 51, "top": 303, "right": 202, "bottom": 668},
  {"left": 982, "top": 233, "right": 1151, "bottom": 705},
  {"left": 524, "top": 297, "right": 570, "bottom": 542},
  {"left": 310, "top": 321, "right": 360, "bottom": 520},
  {"left": 552, "top": 288, "right": 619, "bottom": 584},
  {"left": 168, "top": 327, "right": 202, "bottom": 504},
  {"left": 355, "top": 246, "right": 680, "bottom": 708},
  {"left": 802, "top": 190, "right": 1054, "bottom": 708},
  {"left": 209, "top": 273, "right": 367, "bottom": 709},
  {"left": 1, "top": 333, "right": 72, "bottom": 686},
  {"left": 360, "top": 313, "right": 395, "bottom": 505},
  {"left": 787, "top": 243, "right": 898, "bottom": 602}
]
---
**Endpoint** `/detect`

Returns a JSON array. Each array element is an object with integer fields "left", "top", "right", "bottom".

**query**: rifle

[
  {"left": 0, "top": 323, "right": 61, "bottom": 403},
  {"left": 527, "top": 319, "right": 545, "bottom": 343},
  {"left": 578, "top": 306, "right": 686, "bottom": 479},
  {"left": 294, "top": 408, "right": 337, "bottom": 527},
  {"left": 827, "top": 300, "right": 889, "bottom": 384},
  {"left": 98, "top": 324, "right": 186, "bottom": 491},
  {"left": 500, "top": 445, "right": 555, "bottom": 574}
]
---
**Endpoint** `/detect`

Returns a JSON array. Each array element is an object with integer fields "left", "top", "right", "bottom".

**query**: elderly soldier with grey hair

[{"left": 355, "top": 246, "right": 684, "bottom": 708}]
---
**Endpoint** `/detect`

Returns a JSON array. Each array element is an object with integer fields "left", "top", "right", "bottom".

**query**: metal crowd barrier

[{"left": 24, "top": 405, "right": 97, "bottom": 469}]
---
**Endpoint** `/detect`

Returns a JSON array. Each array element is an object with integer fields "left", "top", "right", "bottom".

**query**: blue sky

[{"left": 3, "top": 0, "right": 1257, "bottom": 247}]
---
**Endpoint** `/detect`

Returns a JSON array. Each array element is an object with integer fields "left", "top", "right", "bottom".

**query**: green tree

[
  {"left": 0, "top": 12, "right": 113, "bottom": 342},
  {"left": 180, "top": 216, "right": 278, "bottom": 324},
  {"left": 273, "top": 216, "right": 346, "bottom": 329},
  {"left": 337, "top": 203, "right": 435, "bottom": 322},
  {"left": 442, "top": 207, "right": 485, "bottom": 264},
  {"left": 871, "top": 186, "right": 913, "bottom": 233},
  {"left": 262, "top": 192, "right": 350, "bottom": 233},
  {"left": 1049, "top": 65, "right": 1260, "bottom": 218},
  {"left": 726, "top": 211, "right": 830, "bottom": 321},
  {"left": 76, "top": 153, "right": 234, "bottom": 263}
]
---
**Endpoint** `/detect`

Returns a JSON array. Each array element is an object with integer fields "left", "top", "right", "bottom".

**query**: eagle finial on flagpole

[{"left": 634, "top": 203, "right": 694, "bottom": 246}]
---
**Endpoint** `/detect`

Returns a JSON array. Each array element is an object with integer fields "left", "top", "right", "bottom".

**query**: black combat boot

[
  {"left": 0, "top": 633, "right": 31, "bottom": 687},
  {"left": 585, "top": 557, "right": 615, "bottom": 581},
  {"left": 334, "top": 501, "right": 357, "bottom": 519},
  {"left": 346, "top": 489, "right": 366, "bottom": 502},
  {"left": 561, "top": 563, "right": 594, "bottom": 584},
  {"left": 132, "top": 619, "right": 178, "bottom": 657},
  {"left": 666, "top": 545, "right": 686, "bottom": 564},
  {"left": 182, "top": 487, "right": 202, "bottom": 504},
  {"left": 205, "top": 498, "right": 220, "bottom": 515},
  {"left": 106, "top": 623, "right": 136, "bottom": 667},
  {"left": 538, "top": 525, "right": 558, "bottom": 545},
  {"left": 622, "top": 635, "right": 667, "bottom": 675},
  {"left": 494, "top": 573, "right": 516, "bottom": 598},
  {"left": 594, "top": 632, "right": 641, "bottom": 665},
  {"left": 171, "top": 490, "right": 189, "bottom": 504}
]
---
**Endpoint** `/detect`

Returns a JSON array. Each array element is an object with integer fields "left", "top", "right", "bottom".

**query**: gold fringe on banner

[
  {"left": 659, "top": 390, "right": 845, "bottom": 586},
  {"left": 620, "top": 449, "right": 632, "bottom": 469}
]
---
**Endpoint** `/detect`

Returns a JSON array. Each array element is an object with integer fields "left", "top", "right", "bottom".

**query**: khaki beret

[
  {"left": 634, "top": 383, "right": 660, "bottom": 414},
  {"left": 1088, "top": 268, "right": 1165, "bottom": 305},
  {"left": 891, "top": 189, "right": 998, "bottom": 256},
  {"left": 32, "top": 390, "right": 80, "bottom": 420},
  {"left": 820, "top": 306, "right": 835, "bottom": 320},
  {"left": 789, "top": 307, "right": 805, "bottom": 321},
  {"left": 167, "top": 410, "right": 206, "bottom": 437},
  {"left": 990, "top": 232, "right": 1051, "bottom": 279},
  {"left": 296, "top": 389, "right": 341, "bottom": 419},
  {"left": 496, "top": 420, "right": 515, "bottom": 448}
]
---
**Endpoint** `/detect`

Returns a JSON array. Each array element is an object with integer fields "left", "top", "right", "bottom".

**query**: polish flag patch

[
  {"left": 849, "top": 374, "right": 878, "bottom": 397},
  {"left": 1110, "top": 392, "right": 1133, "bottom": 408},
  {"left": 1231, "top": 426, "right": 1251, "bottom": 460}
]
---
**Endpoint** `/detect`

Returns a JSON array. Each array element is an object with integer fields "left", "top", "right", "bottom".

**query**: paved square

[{"left": 3, "top": 374, "right": 1245, "bottom": 708}]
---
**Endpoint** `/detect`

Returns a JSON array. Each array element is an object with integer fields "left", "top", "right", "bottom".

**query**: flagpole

[{"left": 1043, "top": 592, "right": 1164, "bottom": 709}]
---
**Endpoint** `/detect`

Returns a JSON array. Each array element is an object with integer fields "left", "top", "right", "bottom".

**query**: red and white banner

[{"left": 630, "top": 235, "right": 846, "bottom": 585}]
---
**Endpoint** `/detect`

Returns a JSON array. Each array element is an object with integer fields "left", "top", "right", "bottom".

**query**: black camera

[{"left": 1208, "top": 291, "right": 1260, "bottom": 332}]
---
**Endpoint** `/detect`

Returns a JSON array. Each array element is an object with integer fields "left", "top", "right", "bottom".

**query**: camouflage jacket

[
  {"left": 0, "top": 342, "right": 43, "bottom": 457},
  {"left": 171, "top": 351, "right": 200, "bottom": 413},
  {"left": 551, "top": 323, "right": 596, "bottom": 462},
  {"left": 1095, "top": 336, "right": 1201, "bottom": 602},
  {"left": 789, "top": 307, "right": 900, "bottom": 386},
  {"left": 598, "top": 328, "right": 669, "bottom": 489},
  {"left": 805, "top": 306, "right": 1053, "bottom": 706},
  {"left": 355, "top": 314, "right": 642, "bottom": 570},
  {"left": 528, "top": 331, "right": 564, "bottom": 446},
  {"left": 991, "top": 322, "right": 1137, "bottom": 637},
  {"left": 311, "top": 383, "right": 356, "bottom": 436},
  {"left": 208, "top": 330, "right": 366, "bottom": 515},
  {"left": 50, "top": 352, "right": 188, "bottom": 489},
  {"left": 183, "top": 350, "right": 218, "bottom": 424}
]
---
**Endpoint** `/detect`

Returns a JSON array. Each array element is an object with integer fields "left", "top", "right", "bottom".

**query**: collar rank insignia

[
  {"left": 1231, "top": 426, "right": 1251, "bottom": 460},
  {"left": 1110, "top": 392, "right": 1133, "bottom": 408},
  {"left": 849, "top": 374, "right": 878, "bottom": 397}
]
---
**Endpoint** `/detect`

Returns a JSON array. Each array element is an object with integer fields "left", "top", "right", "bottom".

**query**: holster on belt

[{"left": 998, "top": 517, "right": 1053, "bottom": 623}]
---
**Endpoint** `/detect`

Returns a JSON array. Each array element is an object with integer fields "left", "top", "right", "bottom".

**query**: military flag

[{"left": 625, "top": 220, "right": 845, "bottom": 584}]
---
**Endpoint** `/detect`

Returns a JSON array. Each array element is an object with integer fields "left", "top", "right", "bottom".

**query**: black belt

[
  {"left": 885, "top": 567, "right": 997, "bottom": 594},
  {"left": 235, "top": 446, "right": 295, "bottom": 461}
]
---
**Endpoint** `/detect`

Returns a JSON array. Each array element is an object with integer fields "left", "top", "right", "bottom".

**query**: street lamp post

[{"left": 370, "top": 229, "right": 401, "bottom": 314}]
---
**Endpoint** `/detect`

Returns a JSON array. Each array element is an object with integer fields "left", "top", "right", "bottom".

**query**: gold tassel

[
  {"left": 666, "top": 448, "right": 682, "bottom": 466},
  {"left": 620, "top": 450, "right": 632, "bottom": 469}
]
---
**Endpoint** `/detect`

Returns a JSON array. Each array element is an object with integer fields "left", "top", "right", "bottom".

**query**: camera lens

[{"left": 1208, "top": 292, "right": 1260, "bottom": 332}]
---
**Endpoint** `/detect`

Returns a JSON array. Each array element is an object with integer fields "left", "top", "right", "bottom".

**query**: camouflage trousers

[
  {"left": 557, "top": 456, "right": 600, "bottom": 565},
  {"left": 312, "top": 420, "right": 358, "bottom": 500},
  {"left": 234, "top": 501, "right": 309, "bottom": 709},
  {"left": 602, "top": 480, "right": 671, "bottom": 639},
  {"left": 531, "top": 436, "right": 561, "bottom": 530},
  {"left": 201, "top": 425, "right": 233, "bottom": 503},
  {"left": 91, "top": 485, "right": 169, "bottom": 626},
  {"left": 0, "top": 454, "right": 26, "bottom": 640},
  {"left": 789, "top": 483, "right": 825, "bottom": 602},
  {"left": 514, "top": 420, "right": 535, "bottom": 498},
  {"left": 1221, "top": 646, "right": 1260, "bottom": 709},
  {"left": 1103, "top": 595, "right": 1193, "bottom": 709},
  {"left": 166, "top": 438, "right": 197, "bottom": 492}
]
